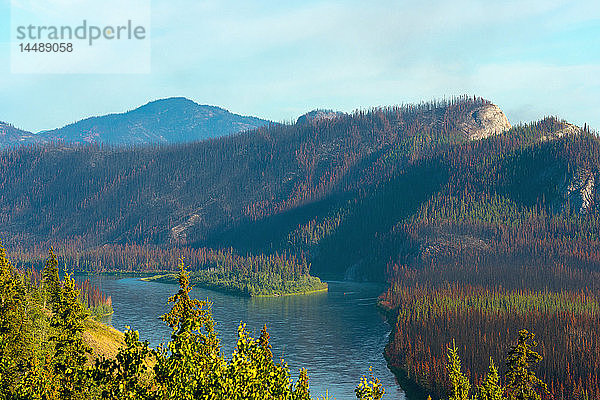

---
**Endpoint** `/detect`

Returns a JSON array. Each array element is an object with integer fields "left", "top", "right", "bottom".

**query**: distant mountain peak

[
  {"left": 136, "top": 96, "right": 210, "bottom": 110},
  {"left": 30, "top": 98, "right": 271, "bottom": 146}
]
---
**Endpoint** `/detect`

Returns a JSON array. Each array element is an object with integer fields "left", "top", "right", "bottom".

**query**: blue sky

[{"left": 1, "top": 0, "right": 599, "bottom": 132}]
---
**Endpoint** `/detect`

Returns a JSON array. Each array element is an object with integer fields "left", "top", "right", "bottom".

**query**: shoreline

[
  {"left": 75, "top": 271, "right": 171, "bottom": 278},
  {"left": 377, "top": 300, "right": 431, "bottom": 400},
  {"left": 383, "top": 350, "right": 430, "bottom": 400},
  {"left": 252, "top": 286, "right": 329, "bottom": 297}
]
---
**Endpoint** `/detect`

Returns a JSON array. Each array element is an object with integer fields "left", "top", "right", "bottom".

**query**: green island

[
  {"left": 130, "top": 248, "right": 329, "bottom": 297},
  {"left": 142, "top": 270, "right": 328, "bottom": 297}
]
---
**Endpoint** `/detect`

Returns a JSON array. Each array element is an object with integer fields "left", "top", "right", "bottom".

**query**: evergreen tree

[
  {"left": 0, "top": 242, "right": 26, "bottom": 396},
  {"left": 42, "top": 248, "right": 61, "bottom": 307},
  {"left": 476, "top": 359, "right": 505, "bottom": 400},
  {"left": 224, "top": 323, "right": 296, "bottom": 399},
  {"left": 154, "top": 259, "right": 225, "bottom": 399},
  {"left": 49, "top": 273, "right": 91, "bottom": 400},
  {"left": 292, "top": 369, "right": 311, "bottom": 400},
  {"left": 93, "top": 328, "right": 154, "bottom": 400},
  {"left": 16, "top": 355, "right": 60, "bottom": 400},
  {"left": 505, "top": 330, "right": 548, "bottom": 400},
  {"left": 355, "top": 366, "right": 385, "bottom": 400},
  {"left": 0, "top": 243, "right": 51, "bottom": 399},
  {"left": 446, "top": 341, "right": 471, "bottom": 400}
]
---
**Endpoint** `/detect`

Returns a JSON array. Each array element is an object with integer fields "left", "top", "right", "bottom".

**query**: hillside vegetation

[
  {"left": 375, "top": 121, "right": 600, "bottom": 399},
  {"left": 0, "top": 96, "right": 499, "bottom": 253},
  {"left": 1, "top": 96, "right": 599, "bottom": 399}
]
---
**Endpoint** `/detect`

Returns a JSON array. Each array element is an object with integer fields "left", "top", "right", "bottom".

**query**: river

[{"left": 86, "top": 276, "right": 406, "bottom": 400}]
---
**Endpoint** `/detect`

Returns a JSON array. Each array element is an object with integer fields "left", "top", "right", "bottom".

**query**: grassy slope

[{"left": 83, "top": 318, "right": 124, "bottom": 361}]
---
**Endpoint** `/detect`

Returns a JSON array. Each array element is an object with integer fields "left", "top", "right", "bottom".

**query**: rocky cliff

[{"left": 457, "top": 103, "right": 512, "bottom": 140}]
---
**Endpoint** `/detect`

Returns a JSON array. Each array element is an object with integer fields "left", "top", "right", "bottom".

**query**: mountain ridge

[
  {"left": 0, "top": 96, "right": 587, "bottom": 260},
  {"left": 0, "top": 121, "right": 38, "bottom": 146},
  {"left": 1, "top": 97, "right": 519, "bottom": 148},
  {"left": 0, "top": 97, "right": 272, "bottom": 147}
]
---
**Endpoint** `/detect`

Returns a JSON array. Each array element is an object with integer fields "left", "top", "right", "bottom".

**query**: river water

[{"left": 86, "top": 276, "right": 406, "bottom": 400}]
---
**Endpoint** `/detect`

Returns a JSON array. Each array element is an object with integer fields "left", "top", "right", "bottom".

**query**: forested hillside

[
  {"left": 0, "top": 122, "right": 38, "bottom": 146},
  {"left": 1, "top": 97, "right": 502, "bottom": 263},
  {"left": 1, "top": 97, "right": 597, "bottom": 282},
  {"left": 376, "top": 121, "right": 600, "bottom": 399},
  {"left": 2, "top": 95, "right": 599, "bottom": 399}
]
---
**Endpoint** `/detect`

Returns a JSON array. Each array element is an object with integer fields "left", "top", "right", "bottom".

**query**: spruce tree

[
  {"left": 354, "top": 366, "right": 385, "bottom": 400},
  {"left": 93, "top": 328, "right": 154, "bottom": 400},
  {"left": 16, "top": 354, "right": 60, "bottom": 400},
  {"left": 477, "top": 359, "right": 505, "bottom": 400},
  {"left": 42, "top": 247, "right": 61, "bottom": 307},
  {"left": 49, "top": 273, "right": 91, "bottom": 400},
  {"left": 292, "top": 369, "right": 311, "bottom": 400},
  {"left": 505, "top": 330, "right": 548, "bottom": 400},
  {"left": 446, "top": 340, "right": 471, "bottom": 400},
  {"left": 224, "top": 322, "right": 295, "bottom": 399},
  {"left": 0, "top": 242, "right": 23, "bottom": 396},
  {"left": 154, "top": 259, "right": 225, "bottom": 399}
]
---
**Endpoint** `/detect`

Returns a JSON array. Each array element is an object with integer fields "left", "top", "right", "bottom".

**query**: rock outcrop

[
  {"left": 540, "top": 121, "right": 582, "bottom": 142},
  {"left": 564, "top": 168, "right": 596, "bottom": 214},
  {"left": 297, "top": 109, "right": 345, "bottom": 125},
  {"left": 170, "top": 214, "right": 201, "bottom": 243},
  {"left": 457, "top": 103, "right": 512, "bottom": 140}
]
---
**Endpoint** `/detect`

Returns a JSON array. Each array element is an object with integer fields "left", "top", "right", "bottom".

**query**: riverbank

[
  {"left": 141, "top": 271, "right": 328, "bottom": 297},
  {"left": 76, "top": 271, "right": 171, "bottom": 278},
  {"left": 377, "top": 299, "right": 431, "bottom": 400},
  {"left": 383, "top": 351, "right": 430, "bottom": 400}
]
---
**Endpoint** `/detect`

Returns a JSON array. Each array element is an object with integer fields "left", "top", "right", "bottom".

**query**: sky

[{"left": 0, "top": 0, "right": 599, "bottom": 132}]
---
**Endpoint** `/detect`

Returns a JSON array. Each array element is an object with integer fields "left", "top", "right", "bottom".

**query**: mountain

[
  {"left": 1, "top": 95, "right": 599, "bottom": 399},
  {"left": 0, "top": 97, "right": 271, "bottom": 147},
  {"left": 0, "top": 96, "right": 593, "bottom": 279},
  {"left": 37, "top": 97, "right": 271, "bottom": 145},
  {"left": 0, "top": 96, "right": 508, "bottom": 249},
  {"left": 0, "top": 122, "right": 38, "bottom": 146}
]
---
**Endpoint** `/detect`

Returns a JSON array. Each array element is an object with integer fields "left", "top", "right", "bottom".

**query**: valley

[{"left": 1, "top": 95, "right": 599, "bottom": 399}]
